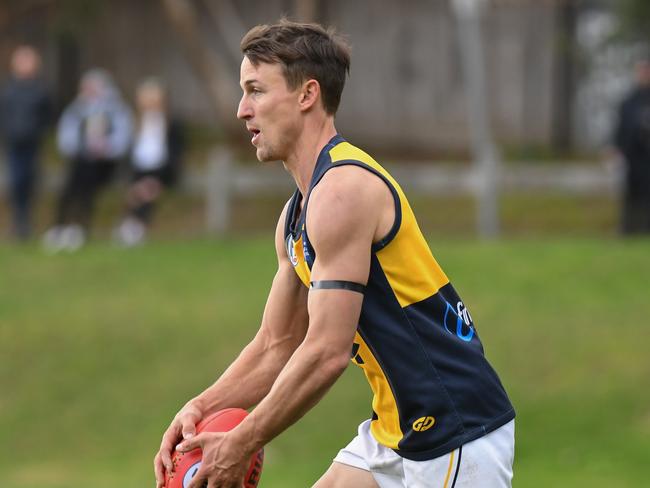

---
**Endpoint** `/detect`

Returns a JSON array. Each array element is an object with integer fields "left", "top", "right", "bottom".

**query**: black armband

[{"left": 309, "top": 280, "right": 366, "bottom": 294}]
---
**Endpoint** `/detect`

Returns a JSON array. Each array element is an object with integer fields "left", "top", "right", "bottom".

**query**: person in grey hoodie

[{"left": 44, "top": 69, "right": 132, "bottom": 251}]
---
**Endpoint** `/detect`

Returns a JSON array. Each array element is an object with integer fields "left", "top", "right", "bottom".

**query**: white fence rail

[
  {"left": 0, "top": 148, "right": 623, "bottom": 235},
  {"left": 193, "top": 147, "right": 622, "bottom": 234}
]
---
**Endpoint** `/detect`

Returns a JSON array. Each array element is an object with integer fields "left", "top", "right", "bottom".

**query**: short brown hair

[{"left": 241, "top": 19, "right": 351, "bottom": 115}]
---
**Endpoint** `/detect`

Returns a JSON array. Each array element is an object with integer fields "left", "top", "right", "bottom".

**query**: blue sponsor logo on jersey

[{"left": 443, "top": 300, "right": 475, "bottom": 342}]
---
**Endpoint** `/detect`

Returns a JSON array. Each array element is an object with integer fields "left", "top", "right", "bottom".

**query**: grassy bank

[{"left": 1, "top": 237, "right": 648, "bottom": 487}]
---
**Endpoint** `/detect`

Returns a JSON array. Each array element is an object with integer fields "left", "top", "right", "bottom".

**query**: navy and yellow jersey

[{"left": 284, "top": 135, "right": 515, "bottom": 461}]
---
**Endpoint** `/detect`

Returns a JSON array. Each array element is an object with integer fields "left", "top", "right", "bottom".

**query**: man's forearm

[
  {"left": 194, "top": 331, "right": 297, "bottom": 414},
  {"left": 229, "top": 338, "right": 350, "bottom": 453},
  {"left": 192, "top": 264, "right": 309, "bottom": 416}
]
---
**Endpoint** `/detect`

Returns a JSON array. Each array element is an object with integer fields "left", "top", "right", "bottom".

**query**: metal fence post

[
  {"left": 452, "top": 0, "right": 501, "bottom": 238},
  {"left": 205, "top": 145, "right": 233, "bottom": 235}
]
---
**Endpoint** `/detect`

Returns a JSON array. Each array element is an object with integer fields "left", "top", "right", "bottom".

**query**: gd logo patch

[{"left": 412, "top": 416, "right": 436, "bottom": 432}]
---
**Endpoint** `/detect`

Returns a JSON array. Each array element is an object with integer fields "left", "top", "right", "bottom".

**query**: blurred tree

[
  {"left": 0, "top": 0, "right": 104, "bottom": 110},
  {"left": 161, "top": 0, "right": 322, "bottom": 137},
  {"left": 614, "top": 0, "right": 650, "bottom": 46},
  {"left": 552, "top": 0, "right": 579, "bottom": 153},
  {"left": 162, "top": 0, "right": 242, "bottom": 138},
  {"left": 51, "top": 0, "right": 106, "bottom": 109}
]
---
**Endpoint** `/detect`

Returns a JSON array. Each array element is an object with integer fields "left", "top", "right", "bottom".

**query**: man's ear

[{"left": 298, "top": 79, "right": 321, "bottom": 111}]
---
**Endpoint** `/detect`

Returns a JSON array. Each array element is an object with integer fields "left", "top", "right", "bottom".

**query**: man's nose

[{"left": 237, "top": 96, "right": 252, "bottom": 120}]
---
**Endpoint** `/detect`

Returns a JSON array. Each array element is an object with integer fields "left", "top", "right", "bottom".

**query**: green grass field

[{"left": 1, "top": 237, "right": 649, "bottom": 487}]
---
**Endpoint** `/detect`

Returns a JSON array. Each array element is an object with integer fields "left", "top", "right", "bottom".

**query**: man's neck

[{"left": 283, "top": 118, "right": 337, "bottom": 196}]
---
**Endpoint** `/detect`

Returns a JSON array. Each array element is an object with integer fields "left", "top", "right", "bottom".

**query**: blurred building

[{"left": 0, "top": 0, "right": 633, "bottom": 156}]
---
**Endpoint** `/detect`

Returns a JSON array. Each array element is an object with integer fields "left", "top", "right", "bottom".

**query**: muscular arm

[
  {"left": 226, "top": 166, "right": 391, "bottom": 455},
  {"left": 175, "top": 167, "right": 395, "bottom": 488},
  {"left": 154, "top": 202, "right": 308, "bottom": 485},
  {"left": 193, "top": 201, "right": 309, "bottom": 414}
]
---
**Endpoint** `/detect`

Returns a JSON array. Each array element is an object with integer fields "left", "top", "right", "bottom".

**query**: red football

[{"left": 164, "top": 408, "right": 264, "bottom": 488}]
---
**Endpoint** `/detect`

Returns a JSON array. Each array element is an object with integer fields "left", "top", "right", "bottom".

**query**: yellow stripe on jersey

[
  {"left": 353, "top": 332, "right": 404, "bottom": 448},
  {"left": 329, "top": 141, "right": 375, "bottom": 165},
  {"left": 290, "top": 234, "right": 311, "bottom": 287},
  {"left": 375, "top": 212, "right": 449, "bottom": 307},
  {"left": 329, "top": 142, "right": 449, "bottom": 307}
]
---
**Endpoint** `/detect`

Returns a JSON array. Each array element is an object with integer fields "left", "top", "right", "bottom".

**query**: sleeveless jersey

[{"left": 284, "top": 135, "right": 515, "bottom": 461}]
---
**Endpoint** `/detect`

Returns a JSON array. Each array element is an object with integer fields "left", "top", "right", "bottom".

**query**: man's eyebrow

[{"left": 242, "top": 79, "right": 260, "bottom": 88}]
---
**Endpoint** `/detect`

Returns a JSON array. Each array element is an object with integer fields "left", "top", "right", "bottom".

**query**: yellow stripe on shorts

[{"left": 443, "top": 449, "right": 456, "bottom": 488}]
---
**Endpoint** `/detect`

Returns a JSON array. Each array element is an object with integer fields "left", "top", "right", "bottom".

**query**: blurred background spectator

[
  {"left": 0, "top": 0, "right": 648, "bottom": 241},
  {"left": 0, "top": 45, "right": 51, "bottom": 241},
  {"left": 113, "top": 78, "right": 184, "bottom": 246},
  {"left": 43, "top": 68, "right": 132, "bottom": 252},
  {"left": 613, "top": 57, "right": 650, "bottom": 235}
]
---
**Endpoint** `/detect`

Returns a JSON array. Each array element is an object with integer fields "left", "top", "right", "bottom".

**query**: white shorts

[{"left": 333, "top": 419, "right": 515, "bottom": 488}]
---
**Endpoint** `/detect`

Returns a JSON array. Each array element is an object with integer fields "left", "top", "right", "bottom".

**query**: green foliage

[
  {"left": 613, "top": 0, "right": 650, "bottom": 46},
  {"left": 1, "top": 238, "right": 649, "bottom": 487},
  {"left": 50, "top": 0, "right": 107, "bottom": 37}
]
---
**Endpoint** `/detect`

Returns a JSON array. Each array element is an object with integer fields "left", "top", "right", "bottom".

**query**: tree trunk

[
  {"left": 202, "top": 0, "right": 247, "bottom": 68},
  {"left": 552, "top": 0, "right": 578, "bottom": 154},
  {"left": 161, "top": 0, "right": 241, "bottom": 137}
]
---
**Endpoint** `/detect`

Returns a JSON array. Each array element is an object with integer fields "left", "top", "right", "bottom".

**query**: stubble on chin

[
  {"left": 256, "top": 147, "right": 275, "bottom": 163},
  {"left": 256, "top": 143, "right": 283, "bottom": 163},
  {"left": 256, "top": 129, "right": 294, "bottom": 163}
]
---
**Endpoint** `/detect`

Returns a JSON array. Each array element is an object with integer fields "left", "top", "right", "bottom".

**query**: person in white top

[{"left": 114, "top": 78, "right": 184, "bottom": 246}]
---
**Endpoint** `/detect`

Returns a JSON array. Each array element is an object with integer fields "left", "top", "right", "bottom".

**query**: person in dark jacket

[
  {"left": 113, "top": 78, "right": 184, "bottom": 246},
  {"left": 614, "top": 58, "right": 650, "bottom": 235},
  {"left": 0, "top": 45, "right": 51, "bottom": 240}
]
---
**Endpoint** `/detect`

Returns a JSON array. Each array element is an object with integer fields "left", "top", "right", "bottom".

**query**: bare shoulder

[
  {"left": 315, "top": 164, "right": 388, "bottom": 202},
  {"left": 306, "top": 165, "right": 391, "bottom": 251}
]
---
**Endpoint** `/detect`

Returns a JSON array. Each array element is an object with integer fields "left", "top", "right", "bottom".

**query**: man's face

[
  {"left": 11, "top": 47, "right": 39, "bottom": 79},
  {"left": 80, "top": 78, "right": 102, "bottom": 100},
  {"left": 237, "top": 57, "right": 302, "bottom": 162},
  {"left": 635, "top": 61, "right": 650, "bottom": 87}
]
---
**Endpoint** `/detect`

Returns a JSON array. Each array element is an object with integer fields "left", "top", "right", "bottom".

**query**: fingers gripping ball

[{"left": 164, "top": 408, "right": 264, "bottom": 488}]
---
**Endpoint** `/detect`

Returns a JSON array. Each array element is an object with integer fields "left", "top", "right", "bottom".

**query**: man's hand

[
  {"left": 177, "top": 430, "right": 253, "bottom": 488},
  {"left": 154, "top": 400, "right": 204, "bottom": 488}
]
